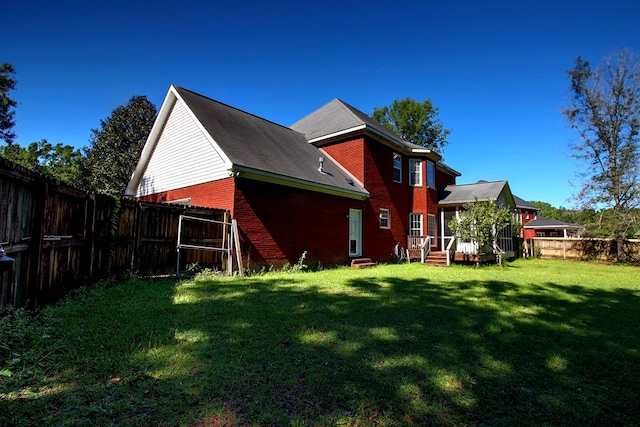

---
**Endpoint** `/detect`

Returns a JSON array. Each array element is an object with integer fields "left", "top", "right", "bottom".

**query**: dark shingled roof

[
  {"left": 175, "top": 87, "right": 368, "bottom": 197},
  {"left": 513, "top": 195, "right": 538, "bottom": 210},
  {"left": 439, "top": 180, "right": 510, "bottom": 205},
  {"left": 291, "top": 99, "right": 438, "bottom": 154}
]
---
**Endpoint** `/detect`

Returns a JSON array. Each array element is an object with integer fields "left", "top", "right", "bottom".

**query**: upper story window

[
  {"left": 393, "top": 153, "right": 402, "bottom": 183},
  {"left": 409, "top": 159, "right": 422, "bottom": 186},
  {"left": 379, "top": 208, "right": 390, "bottom": 229},
  {"left": 426, "top": 161, "right": 435, "bottom": 188}
]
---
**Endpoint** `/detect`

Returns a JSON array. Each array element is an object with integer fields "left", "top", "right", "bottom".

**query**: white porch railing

[{"left": 407, "top": 235, "right": 431, "bottom": 263}]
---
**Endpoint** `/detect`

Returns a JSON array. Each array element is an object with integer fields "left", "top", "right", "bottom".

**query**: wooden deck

[{"left": 454, "top": 252, "right": 496, "bottom": 264}]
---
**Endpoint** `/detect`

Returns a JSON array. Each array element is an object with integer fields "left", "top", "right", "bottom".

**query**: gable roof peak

[
  {"left": 291, "top": 98, "right": 442, "bottom": 161},
  {"left": 438, "top": 179, "right": 514, "bottom": 207},
  {"left": 127, "top": 85, "right": 368, "bottom": 200}
]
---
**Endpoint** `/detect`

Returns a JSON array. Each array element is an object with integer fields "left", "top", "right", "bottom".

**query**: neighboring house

[
  {"left": 438, "top": 180, "right": 517, "bottom": 258},
  {"left": 523, "top": 218, "right": 582, "bottom": 238},
  {"left": 126, "top": 86, "right": 535, "bottom": 267},
  {"left": 514, "top": 195, "right": 539, "bottom": 226},
  {"left": 126, "top": 86, "right": 460, "bottom": 268}
]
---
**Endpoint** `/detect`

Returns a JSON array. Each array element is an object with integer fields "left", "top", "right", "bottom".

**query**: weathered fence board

[
  {"left": 532, "top": 237, "right": 640, "bottom": 262},
  {"left": 1, "top": 157, "right": 228, "bottom": 313}
]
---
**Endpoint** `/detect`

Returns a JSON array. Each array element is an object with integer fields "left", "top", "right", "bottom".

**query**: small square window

[{"left": 379, "top": 208, "right": 390, "bottom": 229}]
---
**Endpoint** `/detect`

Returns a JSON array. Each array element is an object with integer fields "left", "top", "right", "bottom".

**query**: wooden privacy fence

[
  {"left": 1, "top": 157, "right": 230, "bottom": 312},
  {"left": 530, "top": 237, "right": 640, "bottom": 262}
]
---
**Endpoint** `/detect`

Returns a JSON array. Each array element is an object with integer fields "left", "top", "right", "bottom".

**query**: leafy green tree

[
  {"left": 562, "top": 48, "right": 640, "bottom": 260},
  {"left": 0, "top": 63, "right": 17, "bottom": 144},
  {"left": 448, "top": 199, "right": 513, "bottom": 267},
  {"left": 84, "top": 96, "right": 156, "bottom": 195},
  {"left": 0, "top": 139, "right": 84, "bottom": 185},
  {"left": 372, "top": 97, "right": 451, "bottom": 153}
]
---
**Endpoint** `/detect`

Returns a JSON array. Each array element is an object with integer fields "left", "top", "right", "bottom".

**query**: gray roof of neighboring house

[
  {"left": 523, "top": 218, "right": 582, "bottom": 229},
  {"left": 439, "top": 180, "right": 513, "bottom": 206},
  {"left": 513, "top": 195, "right": 538, "bottom": 210},
  {"left": 174, "top": 87, "right": 369, "bottom": 198},
  {"left": 290, "top": 99, "right": 461, "bottom": 176}
]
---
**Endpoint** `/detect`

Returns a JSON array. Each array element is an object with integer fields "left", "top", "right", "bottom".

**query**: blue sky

[{"left": 5, "top": 0, "right": 640, "bottom": 207}]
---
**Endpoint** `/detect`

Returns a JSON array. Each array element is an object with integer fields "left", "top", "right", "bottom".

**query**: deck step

[
  {"left": 351, "top": 258, "right": 378, "bottom": 268},
  {"left": 424, "top": 251, "right": 448, "bottom": 266}
]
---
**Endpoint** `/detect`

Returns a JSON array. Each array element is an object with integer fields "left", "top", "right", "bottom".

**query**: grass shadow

[{"left": 2, "top": 262, "right": 640, "bottom": 425}]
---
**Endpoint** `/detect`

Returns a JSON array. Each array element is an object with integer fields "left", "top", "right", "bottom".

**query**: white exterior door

[{"left": 349, "top": 209, "right": 362, "bottom": 256}]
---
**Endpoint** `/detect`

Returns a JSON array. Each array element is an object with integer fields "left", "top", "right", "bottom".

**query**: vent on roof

[
  {"left": 345, "top": 177, "right": 354, "bottom": 186},
  {"left": 318, "top": 157, "right": 326, "bottom": 174}
]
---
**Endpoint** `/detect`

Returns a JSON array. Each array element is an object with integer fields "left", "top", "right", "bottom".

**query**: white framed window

[
  {"left": 550, "top": 231, "right": 558, "bottom": 237},
  {"left": 427, "top": 214, "right": 436, "bottom": 242},
  {"left": 409, "top": 213, "right": 423, "bottom": 236},
  {"left": 379, "top": 208, "right": 390, "bottom": 229},
  {"left": 426, "top": 161, "right": 435, "bottom": 188},
  {"left": 536, "top": 232, "right": 544, "bottom": 237},
  {"left": 393, "top": 153, "right": 402, "bottom": 183},
  {"left": 409, "top": 159, "right": 422, "bottom": 186}
]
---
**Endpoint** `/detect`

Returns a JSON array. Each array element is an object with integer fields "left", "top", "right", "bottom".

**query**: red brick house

[
  {"left": 514, "top": 195, "right": 539, "bottom": 228},
  {"left": 126, "top": 86, "right": 461, "bottom": 267}
]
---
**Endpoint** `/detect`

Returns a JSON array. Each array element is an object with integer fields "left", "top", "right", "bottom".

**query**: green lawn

[{"left": 2, "top": 259, "right": 640, "bottom": 426}]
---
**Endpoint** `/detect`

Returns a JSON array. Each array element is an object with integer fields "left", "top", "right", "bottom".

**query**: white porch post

[{"left": 440, "top": 209, "right": 445, "bottom": 250}]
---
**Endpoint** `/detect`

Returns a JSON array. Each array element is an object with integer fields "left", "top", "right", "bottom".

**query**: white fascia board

[
  {"left": 307, "top": 124, "right": 367, "bottom": 144},
  {"left": 126, "top": 85, "right": 234, "bottom": 196},
  {"left": 126, "top": 87, "right": 179, "bottom": 195},
  {"left": 232, "top": 165, "right": 369, "bottom": 201},
  {"left": 410, "top": 147, "right": 442, "bottom": 161}
]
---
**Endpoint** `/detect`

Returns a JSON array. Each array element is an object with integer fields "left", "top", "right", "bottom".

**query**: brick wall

[
  {"left": 233, "top": 178, "right": 363, "bottom": 268},
  {"left": 320, "top": 138, "right": 366, "bottom": 182},
  {"left": 138, "top": 178, "right": 236, "bottom": 212},
  {"left": 362, "top": 136, "right": 409, "bottom": 260}
]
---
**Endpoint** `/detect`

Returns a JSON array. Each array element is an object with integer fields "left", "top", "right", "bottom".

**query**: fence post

[
  {"left": 0, "top": 244, "right": 15, "bottom": 313},
  {"left": 28, "top": 179, "right": 47, "bottom": 309}
]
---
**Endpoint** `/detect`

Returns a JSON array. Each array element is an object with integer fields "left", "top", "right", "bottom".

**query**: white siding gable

[{"left": 136, "top": 99, "right": 230, "bottom": 197}]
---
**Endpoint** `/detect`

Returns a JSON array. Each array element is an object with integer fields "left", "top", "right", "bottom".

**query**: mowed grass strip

[{"left": 1, "top": 259, "right": 640, "bottom": 426}]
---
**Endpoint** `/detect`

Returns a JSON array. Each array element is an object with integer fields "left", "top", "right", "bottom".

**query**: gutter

[{"left": 231, "top": 165, "right": 370, "bottom": 201}]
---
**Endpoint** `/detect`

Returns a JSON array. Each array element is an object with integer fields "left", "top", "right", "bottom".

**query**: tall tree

[
  {"left": 0, "top": 139, "right": 84, "bottom": 185},
  {"left": 562, "top": 49, "right": 640, "bottom": 260},
  {"left": 0, "top": 63, "right": 18, "bottom": 144},
  {"left": 84, "top": 96, "right": 156, "bottom": 195},
  {"left": 372, "top": 97, "right": 451, "bottom": 153}
]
